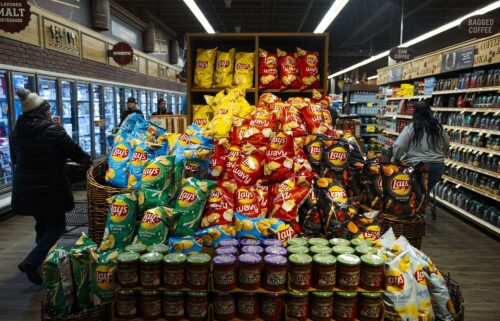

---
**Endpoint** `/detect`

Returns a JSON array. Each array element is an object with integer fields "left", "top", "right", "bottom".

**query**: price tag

[
  {"left": 367, "top": 103, "right": 373, "bottom": 107},
  {"left": 367, "top": 125, "right": 376, "bottom": 133}
]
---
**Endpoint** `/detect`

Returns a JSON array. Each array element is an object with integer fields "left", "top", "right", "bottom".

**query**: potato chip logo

[
  {"left": 142, "top": 165, "right": 161, "bottom": 181},
  {"left": 178, "top": 186, "right": 198, "bottom": 207},
  {"left": 386, "top": 273, "right": 405, "bottom": 289},
  {"left": 390, "top": 174, "right": 410, "bottom": 196},
  {"left": 270, "top": 135, "right": 287, "bottom": 148},
  {"left": 328, "top": 185, "right": 347, "bottom": 203},
  {"left": 95, "top": 265, "right": 113, "bottom": 289},
  {"left": 217, "top": 108, "right": 229, "bottom": 115},
  {"left": 414, "top": 267, "right": 426, "bottom": 284},
  {"left": 236, "top": 63, "right": 250, "bottom": 69},
  {"left": 241, "top": 156, "right": 259, "bottom": 173},
  {"left": 110, "top": 200, "right": 129, "bottom": 223},
  {"left": 194, "top": 119, "right": 208, "bottom": 126},
  {"left": 265, "top": 56, "right": 277, "bottom": 67},
  {"left": 111, "top": 145, "right": 129, "bottom": 162},
  {"left": 185, "top": 161, "right": 201, "bottom": 172},
  {"left": 196, "top": 61, "right": 208, "bottom": 68},
  {"left": 142, "top": 209, "right": 162, "bottom": 229},
  {"left": 306, "top": 54, "right": 318, "bottom": 66},
  {"left": 308, "top": 142, "right": 322, "bottom": 160},
  {"left": 284, "top": 56, "right": 296, "bottom": 66},
  {"left": 131, "top": 150, "right": 147, "bottom": 163},
  {"left": 209, "top": 187, "right": 224, "bottom": 202},
  {"left": 218, "top": 60, "right": 230, "bottom": 68},
  {"left": 146, "top": 126, "right": 158, "bottom": 137},
  {"left": 363, "top": 225, "right": 381, "bottom": 240},
  {"left": 276, "top": 225, "right": 294, "bottom": 242},
  {"left": 327, "top": 147, "right": 348, "bottom": 166},
  {"left": 179, "top": 133, "right": 191, "bottom": 146},
  {"left": 237, "top": 189, "right": 256, "bottom": 205}
]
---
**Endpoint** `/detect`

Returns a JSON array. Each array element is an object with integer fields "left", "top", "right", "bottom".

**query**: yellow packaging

[
  {"left": 232, "top": 51, "right": 255, "bottom": 89},
  {"left": 192, "top": 105, "right": 214, "bottom": 129},
  {"left": 194, "top": 48, "right": 217, "bottom": 88},
  {"left": 213, "top": 48, "right": 235, "bottom": 88}
]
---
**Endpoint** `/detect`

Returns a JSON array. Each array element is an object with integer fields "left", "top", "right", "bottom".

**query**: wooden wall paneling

[
  {"left": 473, "top": 34, "right": 500, "bottom": 67},
  {"left": 42, "top": 17, "right": 80, "bottom": 56},
  {"left": 148, "top": 60, "right": 159, "bottom": 77},
  {"left": 138, "top": 56, "right": 147, "bottom": 75},
  {"left": 0, "top": 13, "right": 41, "bottom": 47},
  {"left": 81, "top": 33, "right": 107, "bottom": 63}
]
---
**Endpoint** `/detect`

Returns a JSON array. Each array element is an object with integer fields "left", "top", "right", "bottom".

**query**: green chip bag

[
  {"left": 89, "top": 248, "right": 120, "bottom": 305},
  {"left": 138, "top": 188, "right": 170, "bottom": 212},
  {"left": 135, "top": 206, "right": 174, "bottom": 245},
  {"left": 100, "top": 193, "right": 138, "bottom": 252},
  {"left": 70, "top": 233, "right": 97, "bottom": 311},
  {"left": 43, "top": 244, "right": 73, "bottom": 317},
  {"left": 168, "top": 162, "right": 185, "bottom": 207},
  {"left": 141, "top": 155, "right": 175, "bottom": 191},
  {"left": 172, "top": 177, "right": 217, "bottom": 237}
]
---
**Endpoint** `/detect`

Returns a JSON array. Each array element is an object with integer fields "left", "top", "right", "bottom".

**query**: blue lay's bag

[
  {"left": 195, "top": 225, "right": 236, "bottom": 248},
  {"left": 127, "top": 140, "right": 162, "bottom": 189},
  {"left": 115, "top": 113, "right": 143, "bottom": 144},
  {"left": 105, "top": 140, "right": 133, "bottom": 188},
  {"left": 168, "top": 236, "right": 203, "bottom": 254},
  {"left": 233, "top": 212, "right": 292, "bottom": 241},
  {"left": 130, "top": 118, "right": 166, "bottom": 142}
]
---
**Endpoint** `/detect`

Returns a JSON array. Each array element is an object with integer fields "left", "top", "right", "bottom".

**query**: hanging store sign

[
  {"left": 441, "top": 46, "right": 475, "bottom": 73},
  {"left": 110, "top": 42, "right": 134, "bottom": 65},
  {"left": 460, "top": 14, "right": 499, "bottom": 38},
  {"left": 389, "top": 47, "right": 416, "bottom": 62},
  {"left": 0, "top": 0, "right": 31, "bottom": 33}
]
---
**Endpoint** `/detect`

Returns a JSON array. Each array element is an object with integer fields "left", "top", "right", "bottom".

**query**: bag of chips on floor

[
  {"left": 232, "top": 144, "right": 266, "bottom": 187},
  {"left": 214, "top": 48, "right": 235, "bottom": 88},
  {"left": 89, "top": 249, "right": 120, "bottom": 305},
  {"left": 352, "top": 210, "right": 383, "bottom": 241},
  {"left": 194, "top": 47, "right": 217, "bottom": 88},
  {"left": 195, "top": 225, "right": 237, "bottom": 248},
  {"left": 201, "top": 180, "right": 236, "bottom": 227},
  {"left": 232, "top": 51, "right": 255, "bottom": 88},
  {"left": 168, "top": 236, "right": 203, "bottom": 254},
  {"left": 100, "top": 193, "right": 138, "bottom": 251},
  {"left": 135, "top": 206, "right": 175, "bottom": 245},
  {"left": 297, "top": 47, "right": 320, "bottom": 89},
  {"left": 362, "top": 159, "right": 384, "bottom": 210},
  {"left": 277, "top": 49, "right": 302, "bottom": 89},
  {"left": 172, "top": 178, "right": 217, "bottom": 237},
  {"left": 127, "top": 140, "right": 162, "bottom": 189},
  {"left": 43, "top": 244, "right": 73, "bottom": 317},
  {"left": 70, "top": 233, "right": 97, "bottom": 311},
  {"left": 193, "top": 104, "right": 214, "bottom": 129},
  {"left": 259, "top": 49, "right": 281, "bottom": 90},
  {"left": 105, "top": 140, "right": 133, "bottom": 188},
  {"left": 141, "top": 155, "right": 175, "bottom": 191}
]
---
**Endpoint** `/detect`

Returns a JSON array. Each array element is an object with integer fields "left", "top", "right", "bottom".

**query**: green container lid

[
  {"left": 125, "top": 243, "right": 147, "bottom": 254},
  {"left": 117, "top": 252, "right": 140, "bottom": 263},
  {"left": 163, "top": 253, "right": 187, "bottom": 264},
  {"left": 332, "top": 245, "right": 355, "bottom": 256},
  {"left": 288, "top": 291, "right": 309, "bottom": 298},
  {"left": 188, "top": 291, "right": 208, "bottom": 297},
  {"left": 310, "top": 245, "right": 333, "bottom": 255},
  {"left": 355, "top": 245, "right": 377, "bottom": 256},
  {"left": 289, "top": 253, "right": 313, "bottom": 265},
  {"left": 287, "top": 238, "right": 309, "bottom": 247},
  {"left": 117, "top": 290, "right": 135, "bottom": 295},
  {"left": 313, "top": 254, "right": 337, "bottom": 266},
  {"left": 140, "top": 252, "right": 163, "bottom": 264},
  {"left": 287, "top": 245, "right": 310, "bottom": 255},
  {"left": 140, "top": 290, "right": 160, "bottom": 296},
  {"left": 147, "top": 244, "right": 169, "bottom": 254},
  {"left": 308, "top": 238, "right": 329, "bottom": 246},
  {"left": 187, "top": 253, "right": 211, "bottom": 265},
  {"left": 360, "top": 254, "right": 384, "bottom": 266},
  {"left": 361, "top": 292, "right": 382, "bottom": 299},
  {"left": 336, "top": 291, "right": 358, "bottom": 299},
  {"left": 351, "top": 239, "right": 373, "bottom": 247},
  {"left": 337, "top": 254, "right": 361, "bottom": 266},
  {"left": 164, "top": 291, "right": 183, "bottom": 296},
  {"left": 329, "top": 238, "right": 351, "bottom": 247},
  {"left": 312, "top": 291, "right": 334, "bottom": 298}
]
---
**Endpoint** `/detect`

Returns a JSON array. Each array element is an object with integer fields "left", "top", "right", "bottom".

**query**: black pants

[{"left": 25, "top": 214, "right": 66, "bottom": 266}]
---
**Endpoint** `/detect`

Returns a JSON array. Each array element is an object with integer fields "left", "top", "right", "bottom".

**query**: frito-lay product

[
  {"left": 135, "top": 206, "right": 174, "bottom": 245},
  {"left": 90, "top": 248, "right": 120, "bottom": 305},
  {"left": 183, "top": 145, "right": 212, "bottom": 179},
  {"left": 362, "top": 160, "right": 384, "bottom": 210},
  {"left": 224, "top": 144, "right": 242, "bottom": 180},
  {"left": 257, "top": 92, "right": 280, "bottom": 108},
  {"left": 192, "top": 104, "right": 214, "bottom": 129},
  {"left": 347, "top": 161, "right": 365, "bottom": 199},
  {"left": 141, "top": 155, "right": 175, "bottom": 191},
  {"left": 43, "top": 244, "right": 73, "bottom": 316},
  {"left": 195, "top": 225, "right": 237, "bottom": 248},
  {"left": 233, "top": 144, "right": 266, "bottom": 187},
  {"left": 106, "top": 140, "right": 133, "bottom": 188},
  {"left": 206, "top": 103, "right": 235, "bottom": 139},
  {"left": 264, "top": 132, "right": 295, "bottom": 183},
  {"left": 352, "top": 210, "right": 383, "bottom": 241},
  {"left": 194, "top": 47, "right": 217, "bottom": 88},
  {"left": 172, "top": 178, "right": 217, "bottom": 237},
  {"left": 299, "top": 185, "right": 322, "bottom": 236},
  {"left": 259, "top": 49, "right": 281, "bottom": 89},
  {"left": 277, "top": 49, "right": 302, "bottom": 89},
  {"left": 201, "top": 180, "right": 236, "bottom": 227},
  {"left": 209, "top": 143, "right": 229, "bottom": 180},
  {"left": 304, "top": 135, "right": 324, "bottom": 172},
  {"left": 214, "top": 48, "right": 235, "bottom": 88},
  {"left": 322, "top": 140, "right": 350, "bottom": 182},
  {"left": 303, "top": 102, "right": 327, "bottom": 134},
  {"left": 244, "top": 108, "right": 278, "bottom": 145},
  {"left": 297, "top": 47, "right": 320, "bottom": 89},
  {"left": 234, "top": 212, "right": 291, "bottom": 241},
  {"left": 70, "top": 233, "right": 97, "bottom": 310},
  {"left": 269, "top": 176, "right": 311, "bottom": 230},
  {"left": 137, "top": 188, "right": 170, "bottom": 214},
  {"left": 115, "top": 113, "right": 143, "bottom": 143},
  {"left": 131, "top": 119, "right": 166, "bottom": 142},
  {"left": 127, "top": 140, "right": 161, "bottom": 189},
  {"left": 168, "top": 236, "right": 203, "bottom": 254},
  {"left": 235, "top": 185, "right": 264, "bottom": 218},
  {"left": 281, "top": 105, "right": 308, "bottom": 136},
  {"left": 100, "top": 193, "right": 137, "bottom": 251},
  {"left": 232, "top": 51, "right": 255, "bottom": 88}
]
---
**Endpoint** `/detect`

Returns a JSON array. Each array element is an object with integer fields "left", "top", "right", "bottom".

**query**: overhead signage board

[
  {"left": 460, "top": 14, "right": 499, "bottom": 38},
  {"left": 0, "top": 0, "right": 31, "bottom": 33},
  {"left": 389, "top": 47, "right": 416, "bottom": 62},
  {"left": 441, "top": 46, "right": 475, "bottom": 73}
]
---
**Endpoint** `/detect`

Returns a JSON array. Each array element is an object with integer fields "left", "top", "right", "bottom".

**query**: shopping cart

[{"left": 65, "top": 162, "right": 89, "bottom": 233}]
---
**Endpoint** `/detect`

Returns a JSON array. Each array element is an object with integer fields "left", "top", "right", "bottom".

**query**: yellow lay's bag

[
  {"left": 193, "top": 105, "right": 214, "bottom": 129},
  {"left": 213, "top": 48, "right": 235, "bottom": 88},
  {"left": 194, "top": 48, "right": 217, "bottom": 88},
  {"left": 232, "top": 51, "right": 255, "bottom": 89}
]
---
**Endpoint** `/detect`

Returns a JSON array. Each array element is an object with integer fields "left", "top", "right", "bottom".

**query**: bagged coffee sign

[
  {"left": 460, "top": 14, "right": 499, "bottom": 38},
  {"left": 0, "top": 0, "right": 31, "bottom": 33}
]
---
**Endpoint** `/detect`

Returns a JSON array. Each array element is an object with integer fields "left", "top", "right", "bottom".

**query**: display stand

[{"left": 150, "top": 114, "right": 189, "bottom": 133}]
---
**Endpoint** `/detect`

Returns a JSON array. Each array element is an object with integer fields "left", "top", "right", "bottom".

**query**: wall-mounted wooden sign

[
  {"left": 473, "top": 34, "right": 500, "bottom": 67},
  {"left": 110, "top": 42, "right": 134, "bottom": 65},
  {"left": 403, "top": 54, "right": 441, "bottom": 80},
  {"left": 43, "top": 17, "right": 80, "bottom": 56},
  {"left": 441, "top": 46, "right": 475, "bottom": 73},
  {"left": 460, "top": 14, "right": 499, "bottom": 38},
  {"left": 0, "top": 0, "right": 31, "bottom": 33},
  {"left": 389, "top": 47, "right": 416, "bottom": 62}
]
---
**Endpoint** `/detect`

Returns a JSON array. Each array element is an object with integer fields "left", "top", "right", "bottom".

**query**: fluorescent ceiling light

[
  {"left": 183, "top": 0, "right": 215, "bottom": 33},
  {"left": 314, "top": 0, "right": 350, "bottom": 33},
  {"left": 329, "top": 0, "right": 500, "bottom": 78},
  {"left": 367, "top": 75, "right": 378, "bottom": 80}
]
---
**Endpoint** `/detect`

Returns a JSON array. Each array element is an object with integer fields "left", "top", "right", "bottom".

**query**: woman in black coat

[{"left": 10, "top": 89, "right": 91, "bottom": 284}]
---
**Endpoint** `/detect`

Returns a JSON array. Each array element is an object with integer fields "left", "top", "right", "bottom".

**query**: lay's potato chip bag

[
  {"left": 138, "top": 188, "right": 170, "bottom": 213},
  {"left": 115, "top": 113, "right": 143, "bottom": 144},
  {"left": 89, "top": 248, "right": 120, "bottom": 305},
  {"left": 192, "top": 105, "right": 214, "bottom": 129},
  {"left": 232, "top": 51, "right": 255, "bottom": 89},
  {"left": 141, "top": 155, "right": 175, "bottom": 191},
  {"left": 127, "top": 140, "right": 161, "bottom": 189},
  {"left": 234, "top": 212, "right": 292, "bottom": 241},
  {"left": 100, "top": 193, "right": 138, "bottom": 251},
  {"left": 70, "top": 233, "right": 97, "bottom": 311},
  {"left": 214, "top": 48, "right": 235, "bottom": 88},
  {"left": 195, "top": 225, "right": 236, "bottom": 248},
  {"left": 194, "top": 47, "right": 217, "bottom": 88},
  {"left": 105, "top": 140, "right": 133, "bottom": 188},
  {"left": 135, "top": 206, "right": 175, "bottom": 245},
  {"left": 168, "top": 236, "right": 202, "bottom": 254},
  {"left": 43, "top": 244, "right": 74, "bottom": 317}
]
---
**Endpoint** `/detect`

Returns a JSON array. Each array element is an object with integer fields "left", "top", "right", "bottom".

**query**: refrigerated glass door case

[
  {"left": 37, "top": 77, "right": 59, "bottom": 116},
  {"left": 92, "top": 84, "right": 105, "bottom": 158},
  {"left": 138, "top": 90, "right": 147, "bottom": 118},
  {"left": 124, "top": 88, "right": 133, "bottom": 101},
  {"left": 61, "top": 80, "right": 77, "bottom": 141},
  {"left": 103, "top": 86, "right": 116, "bottom": 153},
  {"left": 170, "top": 93, "right": 177, "bottom": 114},
  {"left": 150, "top": 91, "right": 158, "bottom": 115},
  {"left": 0, "top": 72, "right": 12, "bottom": 186},
  {"left": 115, "top": 87, "right": 122, "bottom": 126},
  {"left": 76, "top": 83, "right": 92, "bottom": 156},
  {"left": 12, "top": 73, "right": 35, "bottom": 120}
]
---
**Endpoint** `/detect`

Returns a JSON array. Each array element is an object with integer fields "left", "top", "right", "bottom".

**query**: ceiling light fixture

[
  {"left": 314, "top": 0, "right": 350, "bottom": 33},
  {"left": 182, "top": 0, "right": 215, "bottom": 33},
  {"left": 328, "top": 1, "right": 500, "bottom": 78},
  {"left": 367, "top": 75, "right": 379, "bottom": 80}
]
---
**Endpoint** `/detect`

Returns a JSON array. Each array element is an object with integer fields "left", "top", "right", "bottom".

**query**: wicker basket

[
  {"left": 383, "top": 214, "right": 426, "bottom": 249},
  {"left": 40, "top": 302, "right": 112, "bottom": 321},
  {"left": 87, "top": 160, "right": 131, "bottom": 244}
]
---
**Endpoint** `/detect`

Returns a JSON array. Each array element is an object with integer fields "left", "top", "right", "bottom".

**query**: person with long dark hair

[{"left": 392, "top": 100, "right": 450, "bottom": 192}]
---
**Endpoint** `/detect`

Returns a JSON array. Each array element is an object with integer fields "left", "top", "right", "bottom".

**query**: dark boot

[{"left": 18, "top": 261, "right": 43, "bottom": 285}]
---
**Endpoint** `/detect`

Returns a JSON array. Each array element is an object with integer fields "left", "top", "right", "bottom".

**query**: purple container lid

[
  {"left": 213, "top": 254, "right": 237, "bottom": 266},
  {"left": 264, "top": 254, "right": 288, "bottom": 266},
  {"left": 265, "top": 246, "right": 287, "bottom": 256},
  {"left": 219, "top": 238, "right": 239, "bottom": 247},
  {"left": 238, "top": 253, "right": 262, "bottom": 264},
  {"left": 215, "top": 246, "right": 239, "bottom": 256},
  {"left": 240, "top": 239, "right": 262, "bottom": 247},
  {"left": 241, "top": 245, "right": 264, "bottom": 255},
  {"left": 263, "top": 239, "right": 283, "bottom": 247}
]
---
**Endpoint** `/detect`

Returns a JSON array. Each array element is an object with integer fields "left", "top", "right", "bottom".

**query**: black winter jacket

[
  {"left": 10, "top": 112, "right": 90, "bottom": 216},
  {"left": 119, "top": 109, "right": 144, "bottom": 126}
]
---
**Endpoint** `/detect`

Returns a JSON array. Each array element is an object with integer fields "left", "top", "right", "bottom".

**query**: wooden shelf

[
  {"left": 435, "top": 196, "right": 500, "bottom": 238},
  {"left": 445, "top": 159, "right": 500, "bottom": 179},
  {"left": 380, "top": 114, "right": 413, "bottom": 119},
  {"left": 441, "top": 175, "right": 500, "bottom": 202},
  {"left": 432, "top": 86, "right": 500, "bottom": 95},
  {"left": 383, "top": 130, "right": 400, "bottom": 136},
  {"left": 191, "top": 87, "right": 256, "bottom": 93},
  {"left": 449, "top": 142, "right": 500, "bottom": 157},
  {"left": 385, "top": 95, "right": 432, "bottom": 101},
  {"left": 260, "top": 88, "right": 323, "bottom": 93},
  {"left": 443, "top": 125, "right": 500, "bottom": 136},
  {"left": 432, "top": 107, "right": 500, "bottom": 114}
]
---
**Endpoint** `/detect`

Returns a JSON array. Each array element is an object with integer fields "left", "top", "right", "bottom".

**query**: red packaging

[
  {"left": 233, "top": 145, "right": 266, "bottom": 187},
  {"left": 201, "top": 180, "right": 236, "bottom": 227},
  {"left": 264, "top": 132, "right": 295, "bottom": 183},
  {"left": 224, "top": 145, "right": 242, "bottom": 180},
  {"left": 281, "top": 105, "right": 307, "bottom": 136},
  {"left": 257, "top": 93, "right": 280, "bottom": 109},
  {"left": 303, "top": 103, "right": 327, "bottom": 134},
  {"left": 268, "top": 100, "right": 288, "bottom": 119},
  {"left": 245, "top": 108, "right": 278, "bottom": 145},
  {"left": 293, "top": 146, "right": 314, "bottom": 177},
  {"left": 255, "top": 179, "right": 270, "bottom": 217},
  {"left": 297, "top": 47, "right": 320, "bottom": 89},
  {"left": 235, "top": 186, "right": 262, "bottom": 218},
  {"left": 278, "top": 49, "right": 302, "bottom": 89},
  {"left": 270, "top": 176, "right": 311, "bottom": 223},
  {"left": 209, "top": 144, "right": 229, "bottom": 180},
  {"left": 287, "top": 96, "right": 310, "bottom": 110},
  {"left": 259, "top": 49, "right": 281, "bottom": 90}
]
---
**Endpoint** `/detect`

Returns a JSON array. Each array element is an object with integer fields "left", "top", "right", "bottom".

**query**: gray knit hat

[{"left": 16, "top": 89, "right": 46, "bottom": 113}]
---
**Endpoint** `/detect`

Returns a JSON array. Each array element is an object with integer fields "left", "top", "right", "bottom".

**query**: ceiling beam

[{"left": 297, "top": 0, "right": 314, "bottom": 32}]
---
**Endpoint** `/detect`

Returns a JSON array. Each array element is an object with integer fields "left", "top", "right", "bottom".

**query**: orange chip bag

[
  {"left": 213, "top": 48, "right": 235, "bottom": 88},
  {"left": 232, "top": 51, "right": 255, "bottom": 89},
  {"left": 277, "top": 49, "right": 302, "bottom": 89},
  {"left": 194, "top": 48, "right": 217, "bottom": 88},
  {"left": 303, "top": 102, "right": 327, "bottom": 134},
  {"left": 259, "top": 49, "right": 281, "bottom": 89},
  {"left": 297, "top": 47, "right": 320, "bottom": 89}
]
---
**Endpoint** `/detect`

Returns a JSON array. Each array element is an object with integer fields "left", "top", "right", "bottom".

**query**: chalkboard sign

[
  {"left": 389, "top": 47, "right": 416, "bottom": 62},
  {"left": 441, "top": 46, "right": 475, "bottom": 73},
  {"left": 460, "top": 14, "right": 499, "bottom": 38}
]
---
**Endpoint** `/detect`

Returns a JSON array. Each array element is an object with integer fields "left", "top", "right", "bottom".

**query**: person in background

[
  {"left": 10, "top": 89, "right": 91, "bottom": 285},
  {"left": 152, "top": 98, "right": 168, "bottom": 116},
  {"left": 119, "top": 97, "right": 143, "bottom": 126},
  {"left": 392, "top": 100, "right": 450, "bottom": 193}
]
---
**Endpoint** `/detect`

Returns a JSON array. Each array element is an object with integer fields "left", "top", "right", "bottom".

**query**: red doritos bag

[
  {"left": 297, "top": 47, "right": 320, "bottom": 90},
  {"left": 277, "top": 49, "right": 302, "bottom": 89},
  {"left": 259, "top": 49, "right": 281, "bottom": 90}
]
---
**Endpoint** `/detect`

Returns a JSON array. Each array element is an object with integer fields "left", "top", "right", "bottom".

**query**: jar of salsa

[
  {"left": 289, "top": 253, "right": 313, "bottom": 290},
  {"left": 241, "top": 245, "right": 264, "bottom": 256},
  {"left": 308, "top": 238, "right": 329, "bottom": 247},
  {"left": 117, "top": 252, "right": 139, "bottom": 288},
  {"left": 355, "top": 245, "right": 377, "bottom": 256},
  {"left": 310, "top": 245, "right": 333, "bottom": 255},
  {"left": 287, "top": 237, "right": 308, "bottom": 247},
  {"left": 240, "top": 239, "right": 261, "bottom": 247},
  {"left": 332, "top": 245, "right": 355, "bottom": 257},
  {"left": 140, "top": 252, "right": 163, "bottom": 288},
  {"left": 116, "top": 290, "right": 137, "bottom": 319},
  {"left": 310, "top": 292, "right": 334, "bottom": 321},
  {"left": 186, "top": 291, "right": 208, "bottom": 321},
  {"left": 333, "top": 291, "right": 358, "bottom": 321},
  {"left": 186, "top": 253, "right": 211, "bottom": 290},
  {"left": 162, "top": 291, "right": 184, "bottom": 320},
  {"left": 359, "top": 292, "right": 383, "bottom": 321},
  {"left": 213, "top": 292, "right": 236, "bottom": 321},
  {"left": 262, "top": 254, "right": 288, "bottom": 291},
  {"left": 263, "top": 239, "right": 283, "bottom": 247},
  {"left": 125, "top": 243, "right": 147, "bottom": 254},
  {"left": 312, "top": 253, "right": 337, "bottom": 290},
  {"left": 213, "top": 254, "right": 237, "bottom": 291},
  {"left": 265, "top": 246, "right": 287, "bottom": 256},
  {"left": 287, "top": 245, "right": 310, "bottom": 256},
  {"left": 237, "top": 292, "right": 259, "bottom": 320},
  {"left": 329, "top": 238, "right": 351, "bottom": 247},
  {"left": 139, "top": 290, "right": 161, "bottom": 320},
  {"left": 147, "top": 243, "right": 169, "bottom": 255},
  {"left": 238, "top": 253, "right": 262, "bottom": 290},
  {"left": 260, "top": 293, "right": 284, "bottom": 321},
  {"left": 215, "top": 246, "right": 239, "bottom": 256},
  {"left": 287, "top": 292, "right": 309, "bottom": 321},
  {"left": 163, "top": 253, "right": 187, "bottom": 289},
  {"left": 360, "top": 254, "right": 385, "bottom": 291},
  {"left": 219, "top": 239, "right": 239, "bottom": 248},
  {"left": 350, "top": 238, "right": 373, "bottom": 247},
  {"left": 337, "top": 254, "right": 361, "bottom": 291}
]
